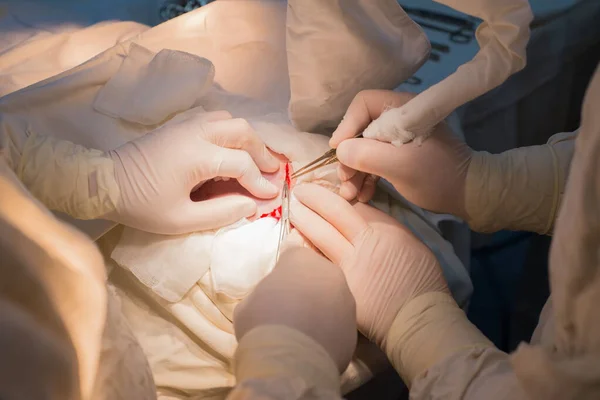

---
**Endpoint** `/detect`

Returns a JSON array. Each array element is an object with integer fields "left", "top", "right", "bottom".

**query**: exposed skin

[{"left": 191, "top": 150, "right": 294, "bottom": 220}]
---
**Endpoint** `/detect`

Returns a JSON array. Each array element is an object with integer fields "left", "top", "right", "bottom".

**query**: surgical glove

[
  {"left": 289, "top": 183, "right": 448, "bottom": 347},
  {"left": 290, "top": 184, "right": 493, "bottom": 386},
  {"left": 9, "top": 111, "right": 281, "bottom": 234},
  {"left": 330, "top": 90, "right": 472, "bottom": 216},
  {"left": 331, "top": 90, "right": 575, "bottom": 234},
  {"left": 107, "top": 111, "right": 280, "bottom": 233},
  {"left": 233, "top": 247, "right": 357, "bottom": 373}
]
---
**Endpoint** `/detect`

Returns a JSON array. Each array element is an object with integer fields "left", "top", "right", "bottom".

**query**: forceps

[
  {"left": 290, "top": 133, "right": 364, "bottom": 180},
  {"left": 275, "top": 181, "right": 291, "bottom": 263}
]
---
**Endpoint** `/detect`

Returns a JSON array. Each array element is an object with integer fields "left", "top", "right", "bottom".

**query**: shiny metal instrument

[
  {"left": 290, "top": 133, "right": 363, "bottom": 180},
  {"left": 275, "top": 181, "right": 291, "bottom": 263}
]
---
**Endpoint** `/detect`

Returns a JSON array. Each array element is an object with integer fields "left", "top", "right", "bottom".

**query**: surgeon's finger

[
  {"left": 339, "top": 171, "right": 366, "bottom": 201},
  {"left": 357, "top": 174, "right": 379, "bottom": 203},
  {"left": 210, "top": 147, "right": 279, "bottom": 199},
  {"left": 281, "top": 229, "right": 309, "bottom": 253},
  {"left": 330, "top": 90, "right": 416, "bottom": 148},
  {"left": 336, "top": 138, "right": 401, "bottom": 183},
  {"left": 176, "top": 195, "right": 257, "bottom": 232},
  {"left": 352, "top": 201, "right": 399, "bottom": 226},
  {"left": 289, "top": 196, "right": 352, "bottom": 265},
  {"left": 338, "top": 164, "right": 357, "bottom": 181},
  {"left": 204, "top": 118, "right": 280, "bottom": 173},
  {"left": 337, "top": 164, "right": 359, "bottom": 200},
  {"left": 293, "top": 183, "right": 368, "bottom": 242}
]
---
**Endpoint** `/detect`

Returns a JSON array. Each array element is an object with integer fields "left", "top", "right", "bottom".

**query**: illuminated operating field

[{"left": 191, "top": 155, "right": 294, "bottom": 221}]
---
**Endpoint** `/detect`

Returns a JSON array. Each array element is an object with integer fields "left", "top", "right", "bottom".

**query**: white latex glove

[
  {"left": 106, "top": 111, "right": 280, "bottom": 234},
  {"left": 330, "top": 90, "right": 472, "bottom": 218},
  {"left": 10, "top": 111, "right": 281, "bottom": 235},
  {"left": 289, "top": 184, "right": 493, "bottom": 386},
  {"left": 344, "top": 0, "right": 532, "bottom": 146},
  {"left": 233, "top": 247, "right": 357, "bottom": 372},
  {"left": 289, "top": 183, "right": 449, "bottom": 347},
  {"left": 331, "top": 90, "right": 574, "bottom": 235}
]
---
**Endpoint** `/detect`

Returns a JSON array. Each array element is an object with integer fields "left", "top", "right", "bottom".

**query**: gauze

[
  {"left": 363, "top": 0, "right": 534, "bottom": 146},
  {"left": 286, "top": 0, "right": 430, "bottom": 133},
  {"left": 94, "top": 42, "right": 215, "bottom": 126},
  {"left": 110, "top": 227, "right": 214, "bottom": 303},
  {"left": 211, "top": 218, "right": 280, "bottom": 299}
]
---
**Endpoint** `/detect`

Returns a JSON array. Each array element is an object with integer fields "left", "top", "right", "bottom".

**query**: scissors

[
  {"left": 275, "top": 181, "right": 291, "bottom": 263},
  {"left": 290, "top": 132, "right": 364, "bottom": 181}
]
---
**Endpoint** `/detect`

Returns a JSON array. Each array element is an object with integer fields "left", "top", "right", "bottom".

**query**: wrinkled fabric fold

[
  {"left": 286, "top": 0, "right": 430, "bottom": 133},
  {"left": 363, "top": 0, "right": 533, "bottom": 146}
]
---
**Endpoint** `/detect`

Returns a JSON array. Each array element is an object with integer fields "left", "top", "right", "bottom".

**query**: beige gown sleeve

[
  {"left": 227, "top": 325, "right": 343, "bottom": 400},
  {"left": 465, "top": 131, "right": 576, "bottom": 234},
  {"left": 0, "top": 119, "right": 119, "bottom": 219},
  {"left": 465, "top": 131, "right": 577, "bottom": 234}
]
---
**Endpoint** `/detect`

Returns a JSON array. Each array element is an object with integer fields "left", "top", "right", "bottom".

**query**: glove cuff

[
  {"left": 465, "top": 145, "right": 560, "bottom": 234},
  {"left": 384, "top": 292, "right": 492, "bottom": 387},
  {"left": 234, "top": 325, "right": 340, "bottom": 394},
  {"left": 18, "top": 132, "right": 119, "bottom": 219}
]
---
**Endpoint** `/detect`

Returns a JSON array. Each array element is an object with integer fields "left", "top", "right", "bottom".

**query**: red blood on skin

[
  {"left": 190, "top": 151, "right": 294, "bottom": 221},
  {"left": 259, "top": 162, "right": 292, "bottom": 221},
  {"left": 259, "top": 206, "right": 282, "bottom": 220}
]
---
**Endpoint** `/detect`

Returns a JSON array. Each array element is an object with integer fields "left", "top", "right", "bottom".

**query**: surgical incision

[
  {"left": 258, "top": 162, "right": 292, "bottom": 221},
  {"left": 191, "top": 154, "right": 293, "bottom": 221}
]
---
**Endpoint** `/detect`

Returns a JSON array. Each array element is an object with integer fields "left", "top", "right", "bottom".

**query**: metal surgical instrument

[
  {"left": 275, "top": 181, "right": 291, "bottom": 263},
  {"left": 290, "top": 133, "right": 364, "bottom": 180}
]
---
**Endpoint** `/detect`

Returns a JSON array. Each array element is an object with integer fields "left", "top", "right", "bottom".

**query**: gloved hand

[
  {"left": 106, "top": 111, "right": 281, "bottom": 234},
  {"left": 10, "top": 110, "right": 282, "bottom": 235},
  {"left": 289, "top": 183, "right": 449, "bottom": 347},
  {"left": 330, "top": 89, "right": 573, "bottom": 235},
  {"left": 233, "top": 246, "right": 357, "bottom": 372},
  {"left": 289, "top": 184, "right": 494, "bottom": 386},
  {"left": 330, "top": 90, "right": 472, "bottom": 220}
]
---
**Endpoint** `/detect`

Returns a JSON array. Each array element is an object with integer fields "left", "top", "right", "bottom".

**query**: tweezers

[
  {"left": 290, "top": 133, "right": 363, "bottom": 180},
  {"left": 275, "top": 181, "right": 291, "bottom": 263}
]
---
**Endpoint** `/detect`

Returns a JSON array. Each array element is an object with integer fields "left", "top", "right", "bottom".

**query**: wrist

[
  {"left": 465, "top": 145, "right": 559, "bottom": 234},
  {"left": 18, "top": 133, "right": 119, "bottom": 219},
  {"left": 383, "top": 292, "right": 493, "bottom": 387}
]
